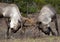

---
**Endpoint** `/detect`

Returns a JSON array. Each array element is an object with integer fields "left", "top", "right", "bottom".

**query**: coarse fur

[
  {"left": 0, "top": 3, "right": 22, "bottom": 39},
  {"left": 37, "top": 4, "right": 59, "bottom": 36}
]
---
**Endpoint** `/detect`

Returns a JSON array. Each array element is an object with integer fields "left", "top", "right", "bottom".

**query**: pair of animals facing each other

[{"left": 0, "top": 3, "right": 59, "bottom": 38}]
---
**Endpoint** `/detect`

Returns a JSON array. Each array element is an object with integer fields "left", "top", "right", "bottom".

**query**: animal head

[{"left": 10, "top": 18, "right": 20, "bottom": 30}]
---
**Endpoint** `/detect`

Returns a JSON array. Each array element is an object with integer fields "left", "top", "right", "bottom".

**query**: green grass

[{"left": 0, "top": 36, "right": 60, "bottom": 42}]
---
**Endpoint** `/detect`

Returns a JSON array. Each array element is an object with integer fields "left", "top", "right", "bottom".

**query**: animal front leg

[
  {"left": 37, "top": 22, "right": 56, "bottom": 36},
  {"left": 5, "top": 18, "right": 10, "bottom": 39},
  {"left": 7, "top": 26, "right": 10, "bottom": 39},
  {"left": 54, "top": 16, "right": 59, "bottom": 36},
  {"left": 39, "top": 24, "right": 55, "bottom": 36},
  {"left": 48, "top": 27, "right": 56, "bottom": 36},
  {"left": 46, "top": 24, "right": 56, "bottom": 36}
]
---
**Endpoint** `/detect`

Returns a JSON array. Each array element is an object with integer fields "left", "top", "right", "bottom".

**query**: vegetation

[
  {"left": 13, "top": 0, "right": 60, "bottom": 14},
  {"left": 0, "top": 0, "right": 60, "bottom": 14},
  {"left": 0, "top": 36, "right": 60, "bottom": 42}
]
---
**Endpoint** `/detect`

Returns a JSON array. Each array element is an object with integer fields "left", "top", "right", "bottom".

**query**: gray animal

[
  {"left": 0, "top": 3, "right": 22, "bottom": 39},
  {"left": 37, "top": 4, "right": 59, "bottom": 36}
]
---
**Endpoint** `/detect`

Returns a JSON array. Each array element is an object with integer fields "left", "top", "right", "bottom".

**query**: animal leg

[
  {"left": 54, "top": 15, "right": 59, "bottom": 36},
  {"left": 47, "top": 26, "right": 56, "bottom": 35},
  {"left": 5, "top": 18, "right": 10, "bottom": 39},
  {"left": 46, "top": 24, "right": 56, "bottom": 36},
  {"left": 7, "top": 26, "right": 10, "bottom": 39}
]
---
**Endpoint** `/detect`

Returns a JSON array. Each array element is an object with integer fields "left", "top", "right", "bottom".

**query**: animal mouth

[
  {"left": 11, "top": 24, "right": 21, "bottom": 33},
  {"left": 11, "top": 28, "right": 17, "bottom": 33}
]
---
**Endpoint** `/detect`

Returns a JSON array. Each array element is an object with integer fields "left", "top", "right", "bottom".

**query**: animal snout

[{"left": 11, "top": 28, "right": 17, "bottom": 33}]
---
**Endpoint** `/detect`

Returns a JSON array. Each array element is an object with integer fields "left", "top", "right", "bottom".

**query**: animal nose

[
  {"left": 11, "top": 28, "right": 16, "bottom": 33},
  {"left": 11, "top": 28, "right": 14, "bottom": 31}
]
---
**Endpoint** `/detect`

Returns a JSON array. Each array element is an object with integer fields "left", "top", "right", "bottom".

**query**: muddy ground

[{"left": 0, "top": 14, "right": 60, "bottom": 39}]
